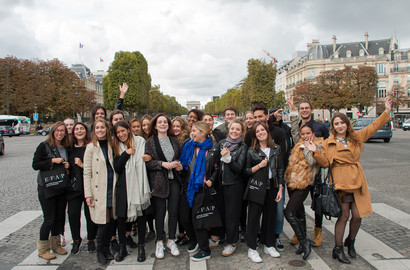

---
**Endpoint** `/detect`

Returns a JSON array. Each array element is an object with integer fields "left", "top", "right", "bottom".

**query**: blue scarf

[{"left": 180, "top": 137, "right": 213, "bottom": 207}]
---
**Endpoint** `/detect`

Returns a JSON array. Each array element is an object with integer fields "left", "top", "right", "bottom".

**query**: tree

[
  {"left": 275, "top": 90, "right": 286, "bottom": 109},
  {"left": 240, "top": 58, "right": 276, "bottom": 109},
  {"left": 389, "top": 84, "right": 408, "bottom": 114},
  {"left": 103, "top": 51, "right": 151, "bottom": 114}
]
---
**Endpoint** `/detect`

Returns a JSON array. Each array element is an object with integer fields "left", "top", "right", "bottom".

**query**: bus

[{"left": 0, "top": 115, "right": 31, "bottom": 136}]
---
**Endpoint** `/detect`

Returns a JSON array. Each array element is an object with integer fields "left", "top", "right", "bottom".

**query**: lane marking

[
  {"left": 372, "top": 203, "right": 410, "bottom": 230},
  {"left": 305, "top": 205, "right": 410, "bottom": 270},
  {"left": 0, "top": 211, "right": 42, "bottom": 241}
]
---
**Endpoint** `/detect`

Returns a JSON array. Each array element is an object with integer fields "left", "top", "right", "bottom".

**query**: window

[
  {"left": 395, "top": 53, "right": 401, "bottom": 61},
  {"left": 408, "top": 75, "right": 410, "bottom": 83},
  {"left": 309, "top": 53, "right": 313, "bottom": 60},
  {"left": 359, "top": 49, "right": 364, "bottom": 56},
  {"left": 407, "top": 88, "right": 410, "bottom": 97},
  {"left": 394, "top": 76, "right": 399, "bottom": 84},
  {"left": 346, "top": 50, "right": 351, "bottom": 57},
  {"left": 394, "top": 64, "right": 399, "bottom": 72},
  {"left": 309, "top": 69, "right": 314, "bottom": 79},
  {"left": 379, "top": 47, "right": 384, "bottom": 55},
  {"left": 376, "top": 63, "right": 386, "bottom": 75},
  {"left": 377, "top": 81, "right": 387, "bottom": 98}
]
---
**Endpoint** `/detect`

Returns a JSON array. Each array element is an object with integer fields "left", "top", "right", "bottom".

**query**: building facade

[
  {"left": 276, "top": 33, "right": 410, "bottom": 121},
  {"left": 71, "top": 64, "right": 104, "bottom": 106}
]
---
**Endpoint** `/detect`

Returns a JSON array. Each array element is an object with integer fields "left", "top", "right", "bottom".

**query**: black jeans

[
  {"left": 153, "top": 180, "right": 181, "bottom": 241},
  {"left": 118, "top": 216, "right": 146, "bottom": 245},
  {"left": 247, "top": 188, "right": 278, "bottom": 250},
  {"left": 97, "top": 219, "right": 114, "bottom": 252},
  {"left": 67, "top": 195, "right": 97, "bottom": 241},
  {"left": 223, "top": 182, "right": 244, "bottom": 244},
  {"left": 38, "top": 185, "right": 66, "bottom": 240},
  {"left": 179, "top": 192, "right": 196, "bottom": 241}
]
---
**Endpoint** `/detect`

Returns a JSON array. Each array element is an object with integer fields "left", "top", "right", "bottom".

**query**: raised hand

[
  {"left": 119, "top": 82, "right": 129, "bottom": 98},
  {"left": 384, "top": 97, "right": 393, "bottom": 114},
  {"left": 287, "top": 96, "right": 296, "bottom": 112}
]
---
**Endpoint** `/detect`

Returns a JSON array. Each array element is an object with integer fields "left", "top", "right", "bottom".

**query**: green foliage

[
  {"left": 148, "top": 85, "right": 187, "bottom": 116},
  {"left": 103, "top": 51, "right": 151, "bottom": 113},
  {"left": 204, "top": 88, "right": 241, "bottom": 114}
]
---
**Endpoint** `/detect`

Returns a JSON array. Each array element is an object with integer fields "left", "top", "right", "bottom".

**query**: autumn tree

[
  {"left": 389, "top": 84, "right": 408, "bottom": 114},
  {"left": 241, "top": 58, "right": 276, "bottom": 109},
  {"left": 103, "top": 51, "right": 151, "bottom": 114}
]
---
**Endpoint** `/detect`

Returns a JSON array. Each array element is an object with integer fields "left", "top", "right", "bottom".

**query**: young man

[
  {"left": 287, "top": 97, "right": 329, "bottom": 247},
  {"left": 215, "top": 107, "right": 237, "bottom": 136}
]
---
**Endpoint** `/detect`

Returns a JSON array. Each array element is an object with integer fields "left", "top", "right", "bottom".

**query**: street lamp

[{"left": 72, "top": 90, "right": 78, "bottom": 119}]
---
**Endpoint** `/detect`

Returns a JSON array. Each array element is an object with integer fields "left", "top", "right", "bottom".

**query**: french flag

[
  {"left": 79, "top": 43, "right": 84, "bottom": 48},
  {"left": 100, "top": 58, "right": 104, "bottom": 62}
]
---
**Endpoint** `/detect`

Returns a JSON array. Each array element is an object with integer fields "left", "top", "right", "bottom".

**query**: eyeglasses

[{"left": 55, "top": 129, "right": 65, "bottom": 133}]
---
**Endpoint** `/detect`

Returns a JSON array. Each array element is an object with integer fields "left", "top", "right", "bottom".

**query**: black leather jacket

[
  {"left": 217, "top": 140, "right": 248, "bottom": 186},
  {"left": 245, "top": 145, "right": 284, "bottom": 189}
]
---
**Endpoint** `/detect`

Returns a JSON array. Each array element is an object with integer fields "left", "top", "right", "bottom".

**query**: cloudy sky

[{"left": 1, "top": 0, "right": 409, "bottom": 108}]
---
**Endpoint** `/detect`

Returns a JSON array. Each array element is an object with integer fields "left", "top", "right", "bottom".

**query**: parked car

[
  {"left": 353, "top": 117, "right": 393, "bottom": 143},
  {"left": 0, "top": 125, "right": 15, "bottom": 137},
  {"left": 0, "top": 134, "right": 4, "bottom": 155},
  {"left": 402, "top": 119, "right": 410, "bottom": 131},
  {"left": 37, "top": 127, "right": 51, "bottom": 136}
]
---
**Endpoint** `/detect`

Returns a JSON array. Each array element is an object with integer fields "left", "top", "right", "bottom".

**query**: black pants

[
  {"left": 192, "top": 190, "right": 210, "bottom": 253},
  {"left": 118, "top": 216, "right": 146, "bottom": 245},
  {"left": 223, "top": 182, "right": 244, "bottom": 244},
  {"left": 153, "top": 180, "right": 180, "bottom": 241},
  {"left": 247, "top": 188, "right": 278, "bottom": 250},
  {"left": 179, "top": 192, "right": 196, "bottom": 241},
  {"left": 38, "top": 185, "right": 66, "bottom": 240},
  {"left": 97, "top": 219, "right": 114, "bottom": 252},
  {"left": 67, "top": 195, "right": 97, "bottom": 241},
  {"left": 310, "top": 182, "right": 323, "bottom": 228},
  {"left": 286, "top": 188, "right": 310, "bottom": 213}
]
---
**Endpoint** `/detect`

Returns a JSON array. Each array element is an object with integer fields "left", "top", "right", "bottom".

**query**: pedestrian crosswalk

[{"left": 0, "top": 203, "right": 409, "bottom": 270}]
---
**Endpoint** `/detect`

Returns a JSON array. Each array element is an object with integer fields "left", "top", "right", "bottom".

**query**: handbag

[
  {"left": 243, "top": 176, "right": 266, "bottom": 205},
  {"left": 193, "top": 187, "right": 222, "bottom": 229},
  {"left": 312, "top": 160, "right": 342, "bottom": 219},
  {"left": 40, "top": 163, "right": 69, "bottom": 199}
]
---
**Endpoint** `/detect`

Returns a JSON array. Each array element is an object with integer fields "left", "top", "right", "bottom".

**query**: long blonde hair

[
  {"left": 192, "top": 121, "right": 214, "bottom": 142},
  {"left": 92, "top": 119, "right": 112, "bottom": 147},
  {"left": 172, "top": 116, "right": 191, "bottom": 143}
]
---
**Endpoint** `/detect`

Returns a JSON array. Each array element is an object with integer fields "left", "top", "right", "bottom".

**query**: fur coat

[{"left": 285, "top": 137, "right": 323, "bottom": 190}]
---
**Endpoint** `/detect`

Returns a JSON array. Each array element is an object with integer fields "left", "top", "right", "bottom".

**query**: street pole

[{"left": 6, "top": 63, "right": 10, "bottom": 115}]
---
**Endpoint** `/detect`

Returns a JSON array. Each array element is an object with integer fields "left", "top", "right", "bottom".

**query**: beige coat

[
  {"left": 312, "top": 112, "right": 391, "bottom": 218},
  {"left": 84, "top": 142, "right": 117, "bottom": 224}
]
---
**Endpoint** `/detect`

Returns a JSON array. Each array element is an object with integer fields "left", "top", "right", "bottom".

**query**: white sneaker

[
  {"left": 264, "top": 245, "right": 280, "bottom": 258},
  {"left": 209, "top": 239, "right": 219, "bottom": 249},
  {"left": 248, "top": 248, "right": 262, "bottom": 263},
  {"left": 222, "top": 244, "right": 236, "bottom": 257},
  {"left": 155, "top": 241, "right": 165, "bottom": 259},
  {"left": 167, "top": 240, "right": 180, "bottom": 256}
]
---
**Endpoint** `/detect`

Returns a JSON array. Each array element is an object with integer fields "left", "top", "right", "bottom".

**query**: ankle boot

[
  {"left": 290, "top": 234, "right": 299, "bottom": 245},
  {"left": 344, "top": 237, "right": 357, "bottom": 258},
  {"left": 300, "top": 239, "right": 312, "bottom": 260},
  {"left": 115, "top": 244, "right": 128, "bottom": 262},
  {"left": 332, "top": 246, "right": 351, "bottom": 264},
  {"left": 37, "top": 240, "right": 56, "bottom": 260},
  {"left": 313, "top": 227, "right": 322, "bottom": 247},
  {"left": 96, "top": 244, "right": 107, "bottom": 265},
  {"left": 49, "top": 235, "right": 67, "bottom": 255},
  {"left": 137, "top": 243, "right": 146, "bottom": 262}
]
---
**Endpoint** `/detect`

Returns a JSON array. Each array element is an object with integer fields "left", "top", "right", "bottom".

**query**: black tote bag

[
  {"left": 40, "top": 164, "right": 69, "bottom": 199},
  {"left": 193, "top": 187, "right": 222, "bottom": 230},
  {"left": 312, "top": 161, "right": 342, "bottom": 219}
]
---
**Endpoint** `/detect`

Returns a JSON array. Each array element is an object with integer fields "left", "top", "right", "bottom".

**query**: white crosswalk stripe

[{"left": 1, "top": 202, "right": 409, "bottom": 270}]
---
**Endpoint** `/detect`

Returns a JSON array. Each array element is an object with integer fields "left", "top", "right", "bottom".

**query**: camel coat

[
  {"left": 83, "top": 142, "right": 118, "bottom": 224},
  {"left": 312, "top": 112, "right": 390, "bottom": 218}
]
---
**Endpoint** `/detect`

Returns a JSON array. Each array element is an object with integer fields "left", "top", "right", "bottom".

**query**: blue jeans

[{"left": 275, "top": 184, "right": 286, "bottom": 235}]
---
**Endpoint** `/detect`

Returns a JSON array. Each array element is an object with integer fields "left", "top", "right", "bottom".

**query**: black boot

[
  {"left": 110, "top": 239, "right": 120, "bottom": 253},
  {"left": 285, "top": 209, "right": 311, "bottom": 260},
  {"left": 137, "top": 244, "right": 146, "bottom": 262},
  {"left": 96, "top": 241, "right": 107, "bottom": 265},
  {"left": 344, "top": 237, "right": 357, "bottom": 258},
  {"left": 125, "top": 235, "right": 137, "bottom": 248},
  {"left": 332, "top": 246, "right": 351, "bottom": 264},
  {"left": 115, "top": 244, "right": 128, "bottom": 262}
]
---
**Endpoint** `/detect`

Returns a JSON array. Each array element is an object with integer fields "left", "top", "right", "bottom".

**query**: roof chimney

[
  {"left": 365, "top": 32, "right": 369, "bottom": 50},
  {"left": 332, "top": 35, "right": 337, "bottom": 53}
]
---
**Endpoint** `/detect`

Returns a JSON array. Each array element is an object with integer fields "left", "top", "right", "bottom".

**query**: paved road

[{"left": 0, "top": 130, "right": 409, "bottom": 270}]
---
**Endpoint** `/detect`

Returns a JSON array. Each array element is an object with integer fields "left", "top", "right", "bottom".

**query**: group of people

[{"left": 32, "top": 83, "right": 393, "bottom": 265}]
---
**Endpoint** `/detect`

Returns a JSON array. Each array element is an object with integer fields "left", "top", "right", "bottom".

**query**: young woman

[
  {"left": 187, "top": 109, "right": 204, "bottom": 128},
  {"left": 89, "top": 105, "right": 107, "bottom": 134},
  {"left": 113, "top": 121, "right": 151, "bottom": 262},
  {"left": 83, "top": 119, "right": 117, "bottom": 265},
  {"left": 305, "top": 97, "right": 393, "bottom": 264},
  {"left": 180, "top": 121, "right": 219, "bottom": 262},
  {"left": 284, "top": 123, "right": 322, "bottom": 260},
  {"left": 129, "top": 118, "right": 142, "bottom": 136},
  {"left": 67, "top": 122, "right": 98, "bottom": 255},
  {"left": 141, "top": 115, "right": 153, "bottom": 140},
  {"left": 203, "top": 113, "right": 225, "bottom": 143},
  {"left": 217, "top": 119, "right": 248, "bottom": 257},
  {"left": 145, "top": 113, "right": 182, "bottom": 259},
  {"left": 245, "top": 122, "right": 284, "bottom": 263},
  {"left": 245, "top": 111, "right": 255, "bottom": 131},
  {"left": 172, "top": 116, "right": 191, "bottom": 145},
  {"left": 32, "top": 122, "right": 70, "bottom": 260}
]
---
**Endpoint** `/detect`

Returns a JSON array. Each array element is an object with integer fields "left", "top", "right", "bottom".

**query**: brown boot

[
  {"left": 290, "top": 234, "right": 299, "bottom": 245},
  {"left": 50, "top": 235, "right": 67, "bottom": 255},
  {"left": 37, "top": 240, "right": 56, "bottom": 260},
  {"left": 313, "top": 227, "right": 322, "bottom": 247}
]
